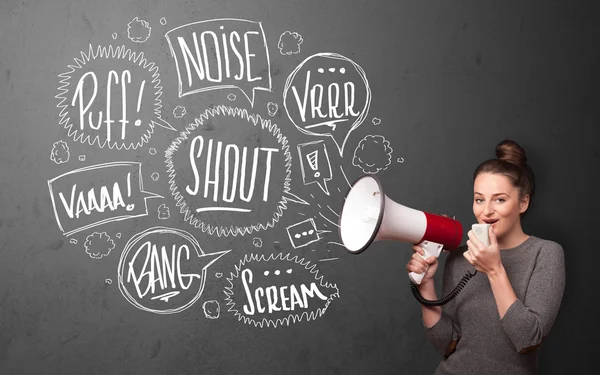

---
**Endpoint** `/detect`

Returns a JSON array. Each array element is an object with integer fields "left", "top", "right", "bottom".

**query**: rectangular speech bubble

[
  {"left": 297, "top": 140, "right": 332, "bottom": 195},
  {"left": 48, "top": 161, "right": 162, "bottom": 236},
  {"left": 165, "top": 18, "right": 272, "bottom": 107}
]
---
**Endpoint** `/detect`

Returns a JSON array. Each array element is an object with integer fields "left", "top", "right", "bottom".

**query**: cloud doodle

[
  {"left": 203, "top": 300, "right": 220, "bottom": 319},
  {"left": 352, "top": 135, "right": 393, "bottom": 174},
  {"left": 84, "top": 232, "right": 115, "bottom": 259},
  {"left": 173, "top": 105, "right": 186, "bottom": 118},
  {"left": 278, "top": 31, "right": 303, "bottom": 55},
  {"left": 50, "top": 140, "right": 70, "bottom": 164},
  {"left": 127, "top": 17, "right": 152, "bottom": 43},
  {"left": 158, "top": 203, "right": 170, "bottom": 220},
  {"left": 267, "top": 102, "right": 278, "bottom": 117}
]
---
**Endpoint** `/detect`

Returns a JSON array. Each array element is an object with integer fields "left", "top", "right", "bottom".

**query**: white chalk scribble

[
  {"left": 84, "top": 231, "right": 115, "bottom": 259},
  {"left": 352, "top": 135, "right": 393, "bottom": 174},
  {"left": 127, "top": 17, "right": 151, "bottom": 43},
  {"left": 278, "top": 31, "right": 303, "bottom": 55},
  {"left": 50, "top": 140, "right": 70, "bottom": 164}
]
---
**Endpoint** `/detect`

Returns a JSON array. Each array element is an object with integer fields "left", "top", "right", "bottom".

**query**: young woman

[{"left": 406, "top": 140, "right": 566, "bottom": 374}]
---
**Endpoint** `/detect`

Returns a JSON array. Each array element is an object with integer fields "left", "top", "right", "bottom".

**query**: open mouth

[{"left": 483, "top": 220, "right": 498, "bottom": 224}]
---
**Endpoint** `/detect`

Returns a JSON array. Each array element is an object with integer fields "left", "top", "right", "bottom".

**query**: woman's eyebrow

[{"left": 473, "top": 192, "right": 510, "bottom": 197}]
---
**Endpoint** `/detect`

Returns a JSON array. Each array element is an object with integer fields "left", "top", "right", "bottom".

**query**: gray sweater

[{"left": 425, "top": 235, "right": 565, "bottom": 374}]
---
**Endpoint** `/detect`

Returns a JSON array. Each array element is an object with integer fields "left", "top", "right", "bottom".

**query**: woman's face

[{"left": 472, "top": 172, "right": 529, "bottom": 239}]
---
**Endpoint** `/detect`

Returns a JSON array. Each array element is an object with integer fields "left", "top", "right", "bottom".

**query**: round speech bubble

[
  {"left": 117, "top": 226, "right": 229, "bottom": 314},
  {"left": 56, "top": 44, "right": 175, "bottom": 150},
  {"left": 283, "top": 53, "right": 371, "bottom": 156},
  {"left": 164, "top": 105, "right": 308, "bottom": 237}
]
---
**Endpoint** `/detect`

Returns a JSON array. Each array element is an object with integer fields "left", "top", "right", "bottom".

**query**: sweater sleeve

[
  {"left": 424, "top": 251, "right": 462, "bottom": 357},
  {"left": 500, "top": 241, "right": 566, "bottom": 353},
  {"left": 425, "top": 312, "right": 461, "bottom": 357}
]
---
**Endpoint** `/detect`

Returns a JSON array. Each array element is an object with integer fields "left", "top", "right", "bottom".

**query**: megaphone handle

[{"left": 408, "top": 241, "right": 444, "bottom": 285}]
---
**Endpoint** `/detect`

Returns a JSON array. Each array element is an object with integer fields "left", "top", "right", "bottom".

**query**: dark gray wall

[{"left": 1, "top": 0, "right": 598, "bottom": 374}]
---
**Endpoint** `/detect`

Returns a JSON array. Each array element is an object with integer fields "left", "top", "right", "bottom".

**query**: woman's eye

[
  {"left": 496, "top": 198, "right": 505, "bottom": 203},
  {"left": 475, "top": 198, "right": 483, "bottom": 203}
]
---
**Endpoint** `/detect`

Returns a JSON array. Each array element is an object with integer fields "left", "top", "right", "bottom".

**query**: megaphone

[{"left": 339, "top": 174, "right": 463, "bottom": 285}]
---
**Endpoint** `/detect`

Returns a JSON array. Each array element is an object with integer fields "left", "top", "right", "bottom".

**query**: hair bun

[{"left": 495, "top": 139, "right": 527, "bottom": 167}]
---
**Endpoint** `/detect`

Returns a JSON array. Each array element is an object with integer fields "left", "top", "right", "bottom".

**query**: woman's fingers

[
  {"left": 407, "top": 260, "right": 428, "bottom": 274},
  {"left": 412, "top": 245, "right": 424, "bottom": 256}
]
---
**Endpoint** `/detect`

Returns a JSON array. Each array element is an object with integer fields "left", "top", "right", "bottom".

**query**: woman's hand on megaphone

[{"left": 407, "top": 244, "right": 439, "bottom": 284}]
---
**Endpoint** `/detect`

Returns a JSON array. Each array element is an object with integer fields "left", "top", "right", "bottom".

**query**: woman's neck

[{"left": 497, "top": 227, "right": 529, "bottom": 250}]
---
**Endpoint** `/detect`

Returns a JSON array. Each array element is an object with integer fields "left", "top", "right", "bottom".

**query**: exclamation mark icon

[
  {"left": 297, "top": 140, "right": 332, "bottom": 196},
  {"left": 125, "top": 171, "right": 135, "bottom": 211},
  {"left": 134, "top": 80, "right": 146, "bottom": 127},
  {"left": 306, "top": 150, "right": 320, "bottom": 178}
]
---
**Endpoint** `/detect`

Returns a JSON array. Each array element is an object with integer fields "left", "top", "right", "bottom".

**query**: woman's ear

[{"left": 519, "top": 194, "right": 530, "bottom": 214}]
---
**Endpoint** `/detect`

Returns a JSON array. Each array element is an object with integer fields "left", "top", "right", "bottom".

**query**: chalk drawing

[
  {"left": 339, "top": 165, "right": 352, "bottom": 188},
  {"left": 286, "top": 218, "right": 324, "bottom": 249},
  {"left": 48, "top": 161, "right": 162, "bottom": 236},
  {"left": 318, "top": 212, "right": 339, "bottom": 228},
  {"left": 157, "top": 203, "right": 170, "bottom": 220},
  {"left": 372, "top": 117, "right": 381, "bottom": 126},
  {"left": 283, "top": 53, "right": 371, "bottom": 156},
  {"left": 50, "top": 140, "right": 70, "bottom": 164},
  {"left": 127, "top": 17, "right": 151, "bottom": 43},
  {"left": 56, "top": 44, "right": 175, "bottom": 150},
  {"left": 267, "top": 102, "right": 278, "bottom": 116},
  {"left": 227, "top": 93, "right": 237, "bottom": 101},
  {"left": 224, "top": 253, "right": 339, "bottom": 328},
  {"left": 327, "top": 205, "right": 339, "bottom": 218},
  {"left": 165, "top": 19, "right": 272, "bottom": 107},
  {"left": 84, "top": 231, "right": 115, "bottom": 259},
  {"left": 297, "top": 140, "right": 332, "bottom": 195},
  {"left": 203, "top": 300, "right": 220, "bottom": 319},
  {"left": 352, "top": 135, "right": 393, "bottom": 174},
  {"left": 252, "top": 237, "right": 263, "bottom": 248},
  {"left": 165, "top": 105, "right": 308, "bottom": 237},
  {"left": 159, "top": 17, "right": 167, "bottom": 26},
  {"left": 173, "top": 105, "right": 186, "bottom": 118},
  {"left": 151, "top": 172, "right": 159, "bottom": 181},
  {"left": 278, "top": 31, "right": 303, "bottom": 55},
  {"left": 78, "top": 155, "right": 86, "bottom": 162},
  {"left": 118, "top": 226, "right": 230, "bottom": 314}
]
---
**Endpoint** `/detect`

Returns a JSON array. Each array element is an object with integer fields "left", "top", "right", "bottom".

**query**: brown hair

[{"left": 473, "top": 140, "right": 536, "bottom": 217}]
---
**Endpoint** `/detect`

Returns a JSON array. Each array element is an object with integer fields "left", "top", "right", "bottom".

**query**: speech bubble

[
  {"left": 165, "top": 105, "right": 308, "bottom": 237},
  {"left": 165, "top": 18, "right": 272, "bottom": 107},
  {"left": 297, "top": 140, "right": 332, "bottom": 195},
  {"left": 283, "top": 53, "right": 371, "bottom": 156},
  {"left": 118, "top": 227, "right": 230, "bottom": 314},
  {"left": 56, "top": 44, "right": 175, "bottom": 150},
  {"left": 286, "top": 218, "right": 322, "bottom": 249},
  {"left": 224, "top": 253, "right": 339, "bottom": 328},
  {"left": 47, "top": 162, "right": 163, "bottom": 236}
]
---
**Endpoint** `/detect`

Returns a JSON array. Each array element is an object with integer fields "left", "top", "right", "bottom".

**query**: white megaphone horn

[{"left": 339, "top": 174, "right": 463, "bottom": 285}]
